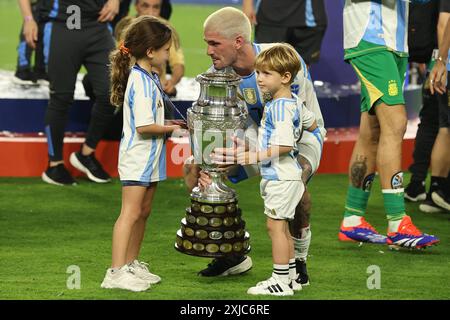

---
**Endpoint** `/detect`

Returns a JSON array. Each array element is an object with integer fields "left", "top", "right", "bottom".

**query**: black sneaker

[
  {"left": 404, "top": 180, "right": 426, "bottom": 202},
  {"left": 41, "top": 164, "right": 77, "bottom": 186},
  {"left": 69, "top": 151, "right": 111, "bottom": 183},
  {"left": 294, "top": 259, "right": 309, "bottom": 286},
  {"left": 13, "top": 69, "right": 36, "bottom": 86},
  {"left": 198, "top": 256, "right": 252, "bottom": 277},
  {"left": 419, "top": 194, "right": 443, "bottom": 213},
  {"left": 432, "top": 190, "right": 450, "bottom": 211}
]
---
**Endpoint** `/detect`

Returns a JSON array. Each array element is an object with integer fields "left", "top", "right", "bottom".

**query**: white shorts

[
  {"left": 297, "top": 130, "right": 323, "bottom": 176},
  {"left": 260, "top": 179, "right": 304, "bottom": 220}
]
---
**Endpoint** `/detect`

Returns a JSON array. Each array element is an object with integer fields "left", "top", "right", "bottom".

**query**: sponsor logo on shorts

[
  {"left": 271, "top": 208, "right": 277, "bottom": 216},
  {"left": 388, "top": 80, "right": 398, "bottom": 96},
  {"left": 157, "top": 101, "right": 163, "bottom": 109}
]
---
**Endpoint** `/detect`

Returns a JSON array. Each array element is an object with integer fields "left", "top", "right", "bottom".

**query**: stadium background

[{"left": 0, "top": 0, "right": 449, "bottom": 300}]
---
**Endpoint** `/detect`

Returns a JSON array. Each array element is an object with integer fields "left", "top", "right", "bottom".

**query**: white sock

[
  {"left": 343, "top": 215, "right": 363, "bottom": 227},
  {"left": 289, "top": 258, "right": 297, "bottom": 281},
  {"left": 388, "top": 219, "right": 402, "bottom": 233},
  {"left": 273, "top": 264, "right": 290, "bottom": 285},
  {"left": 293, "top": 226, "right": 311, "bottom": 261}
]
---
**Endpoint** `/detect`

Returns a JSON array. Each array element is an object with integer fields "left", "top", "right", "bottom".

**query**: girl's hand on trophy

[
  {"left": 165, "top": 119, "right": 188, "bottom": 130},
  {"left": 198, "top": 171, "right": 212, "bottom": 188}
]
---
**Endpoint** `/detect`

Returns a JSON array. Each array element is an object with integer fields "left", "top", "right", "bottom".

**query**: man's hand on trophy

[{"left": 198, "top": 171, "right": 212, "bottom": 189}]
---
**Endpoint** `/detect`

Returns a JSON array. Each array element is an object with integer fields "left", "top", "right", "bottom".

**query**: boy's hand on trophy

[
  {"left": 211, "top": 148, "right": 237, "bottom": 164},
  {"left": 211, "top": 135, "right": 247, "bottom": 164},
  {"left": 236, "top": 151, "right": 258, "bottom": 165}
]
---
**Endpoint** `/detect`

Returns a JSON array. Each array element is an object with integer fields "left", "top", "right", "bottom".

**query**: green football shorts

[{"left": 349, "top": 50, "right": 408, "bottom": 113}]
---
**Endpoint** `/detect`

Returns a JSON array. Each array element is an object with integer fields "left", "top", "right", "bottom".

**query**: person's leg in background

[
  {"left": 405, "top": 81, "right": 439, "bottom": 204},
  {"left": 42, "top": 22, "right": 82, "bottom": 185},
  {"left": 13, "top": 2, "right": 38, "bottom": 85},
  {"left": 290, "top": 26, "right": 327, "bottom": 66},
  {"left": 34, "top": 16, "right": 48, "bottom": 85},
  {"left": 255, "top": 23, "right": 288, "bottom": 47},
  {"left": 429, "top": 85, "right": 450, "bottom": 211},
  {"left": 69, "top": 25, "right": 116, "bottom": 183},
  {"left": 160, "top": 0, "right": 172, "bottom": 20},
  {"left": 339, "top": 111, "right": 384, "bottom": 243},
  {"left": 376, "top": 54, "right": 439, "bottom": 249}
]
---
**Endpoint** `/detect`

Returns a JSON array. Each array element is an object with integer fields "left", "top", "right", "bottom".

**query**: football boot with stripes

[
  {"left": 387, "top": 215, "right": 439, "bottom": 250},
  {"left": 339, "top": 217, "right": 387, "bottom": 244}
]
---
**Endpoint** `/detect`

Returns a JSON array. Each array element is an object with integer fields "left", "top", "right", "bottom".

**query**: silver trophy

[{"left": 175, "top": 72, "right": 251, "bottom": 258}]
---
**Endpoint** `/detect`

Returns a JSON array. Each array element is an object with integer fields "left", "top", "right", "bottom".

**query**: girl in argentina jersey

[{"left": 101, "top": 16, "right": 184, "bottom": 292}]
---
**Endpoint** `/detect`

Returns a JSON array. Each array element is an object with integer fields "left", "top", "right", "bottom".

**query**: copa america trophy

[{"left": 175, "top": 72, "right": 251, "bottom": 258}]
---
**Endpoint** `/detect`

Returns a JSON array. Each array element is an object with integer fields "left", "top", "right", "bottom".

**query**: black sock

[{"left": 430, "top": 176, "right": 446, "bottom": 194}]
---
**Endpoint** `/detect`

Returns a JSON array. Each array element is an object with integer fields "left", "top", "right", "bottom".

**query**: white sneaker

[
  {"left": 129, "top": 260, "right": 161, "bottom": 284},
  {"left": 100, "top": 265, "right": 151, "bottom": 292},
  {"left": 247, "top": 274, "right": 294, "bottom": 296}
]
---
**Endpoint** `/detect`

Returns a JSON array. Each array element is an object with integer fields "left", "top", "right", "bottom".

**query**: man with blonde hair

[{"left": 184, "top": 7, "right": 325, "bottom": 289}]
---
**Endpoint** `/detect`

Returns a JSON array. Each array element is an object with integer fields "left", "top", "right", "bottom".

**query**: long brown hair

[{"left": 110, "top": 15, "right": 172, "bottom": 107}]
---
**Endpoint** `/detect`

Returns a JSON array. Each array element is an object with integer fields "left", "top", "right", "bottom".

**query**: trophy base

[
  {"left": 174, "top": 198, "right": 251, "bottom": 258},
  {"left": 174, "top": 243, "right": 251, "bottom": 259}
]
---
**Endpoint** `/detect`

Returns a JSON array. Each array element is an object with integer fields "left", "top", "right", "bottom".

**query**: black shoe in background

[
  {"left": 69, "top": 151, "right": 111, "bottom": 183},
  {"left": 198, "top": 256, "right": 252, "bottom": 277},
  {"left": 13, "top": 69, "right": 35, "bottom": 85},
  {"left": 419, "top": 193, "right": 443, "bottom": 213},
  {"left": 41, "top": 164, "right": 77, "bottom": 186},
  {"left": 432, "top": 190, "right": 450, "bottom": 211},
  {"left": 294, "top": 259, "right": 310, "bottom": 286},
  {"left": 404, "top": 180, "right": 426, "bottom": 202}
]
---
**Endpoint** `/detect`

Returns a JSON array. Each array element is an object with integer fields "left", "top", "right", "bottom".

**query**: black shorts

[{"left": 255, "top": 24, "right": 326, "bottom": 65}]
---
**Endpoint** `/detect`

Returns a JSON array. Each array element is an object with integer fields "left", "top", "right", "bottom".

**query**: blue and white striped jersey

[
  {"left": 258, "top": 97, "right": 310, "bottom": 181},
  {"left": 118, "top": 64, "right": 167, "bottom": 183},
  {"left": 344, "top": 0, "right": 409, "bottom": 53},
  {"left": 208, "top": 43, "right": 326, "bottom": 138}
]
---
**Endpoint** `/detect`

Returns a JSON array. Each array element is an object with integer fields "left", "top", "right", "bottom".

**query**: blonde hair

[
  {"left": 254, "top": 44, "right": 301, "bottom": 84},
  {"left": 203, "top": 7, "right": 252, "bottom": 42}
]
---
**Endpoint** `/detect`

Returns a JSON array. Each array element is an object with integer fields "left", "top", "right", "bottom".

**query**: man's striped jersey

[
  {"left": 118, "top": 65, "right": 167, "bottom": 183},
  {"left": 344, "top": 0, "right": 409, "bottom": 54},
  {"left": 209, "top": 43, "right": 326, "bottom": 138}
]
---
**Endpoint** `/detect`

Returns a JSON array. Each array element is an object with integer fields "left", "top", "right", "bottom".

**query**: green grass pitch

[
  {"left": 0, "top": 174, "right": 449, "bottom": 300},
  {"left": 0, "top": 0, "right": 449, "bottom": 300}
]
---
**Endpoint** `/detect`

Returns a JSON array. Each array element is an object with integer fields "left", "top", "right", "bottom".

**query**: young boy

[{"left": 234, "top": 44, "right": 318, "bottom": 296}]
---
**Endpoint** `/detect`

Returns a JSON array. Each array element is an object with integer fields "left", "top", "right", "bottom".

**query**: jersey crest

[{"left": 243, "top": 88, "right": 257, "bottom": 105}]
